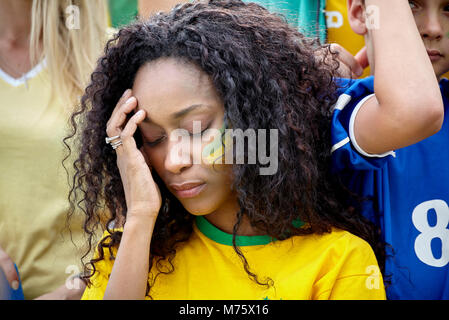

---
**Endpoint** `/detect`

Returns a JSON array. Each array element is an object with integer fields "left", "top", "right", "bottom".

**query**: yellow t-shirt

[
  {"left": 82, "top": 216, "right": 386, "bottom": 300},
  {"left": 0, "top": 62, "right": 86, "bottom": 299}
]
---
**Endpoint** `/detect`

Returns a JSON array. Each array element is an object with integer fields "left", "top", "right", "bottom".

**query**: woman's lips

[{"left": 169, "top": 182, "right": 206, "bottom": 198}]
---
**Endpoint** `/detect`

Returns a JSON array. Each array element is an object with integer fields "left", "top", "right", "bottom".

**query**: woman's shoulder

[
  {"left": 286, "top": 228, "right": 376, "bottom": 260},
  {"left": 91, "top": 227, "right": 123, "bottom": 260}
]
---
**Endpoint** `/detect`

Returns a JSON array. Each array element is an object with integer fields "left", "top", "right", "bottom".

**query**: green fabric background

[
  {"left": 108, "top": 0, "right": 138, "bottom": 27},
  {"left": 244, "top": 0, "right": 327, "bottom": 42}
]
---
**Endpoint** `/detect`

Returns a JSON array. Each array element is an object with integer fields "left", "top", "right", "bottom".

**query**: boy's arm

[{"left": 349, "top": 0, "right": 443, "bottom": 155}]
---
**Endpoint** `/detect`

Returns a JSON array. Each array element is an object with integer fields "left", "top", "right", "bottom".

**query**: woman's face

[{"left": 132, "top": 57, "right": 236, "bottom": 215}]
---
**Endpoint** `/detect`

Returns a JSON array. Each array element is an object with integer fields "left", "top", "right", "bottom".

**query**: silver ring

[
  {"left": 105, "top": 135, "right": 121, "bottom": 144},
  {"left": 111, "top": 140, "right": 123, "bottom": 150}
]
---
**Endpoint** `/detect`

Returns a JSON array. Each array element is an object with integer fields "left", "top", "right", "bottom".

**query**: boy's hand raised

[
  {"left": 329, "top": 44, "right": 369, "bottom": 78},
  {"left": 354, "top": 47, "right": 369, "bottom": 72}
]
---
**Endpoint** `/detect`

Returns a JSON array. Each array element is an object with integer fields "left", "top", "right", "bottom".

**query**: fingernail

[
  {"left": 125, "top": 97, "right": 135, "bottom": 105},
  {"left": 11, "top": 280, "right": 19, "bottom": 290},
  {"left": 136, "top": 110, "right": 145, "bottom": 116},
  {"left": 122, "top": 89, "right": 131, "bottom": 98}
]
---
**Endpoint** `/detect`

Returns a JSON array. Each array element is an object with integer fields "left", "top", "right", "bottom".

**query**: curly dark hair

[{"left": 64, "top": 0, "right": 384, "bottom": 298}]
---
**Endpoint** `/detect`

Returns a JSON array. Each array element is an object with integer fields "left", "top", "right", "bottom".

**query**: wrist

[
  {"left": 126, "top": 205, "right": 159, "bottom": 218},
  {"left": 124, "top": 213, "right": 157, "bottom": 231}
]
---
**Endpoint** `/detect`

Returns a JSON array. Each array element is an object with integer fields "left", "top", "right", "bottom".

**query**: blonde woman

[{"left": 0, "top": 0, "right": 109, "bottom": 299}]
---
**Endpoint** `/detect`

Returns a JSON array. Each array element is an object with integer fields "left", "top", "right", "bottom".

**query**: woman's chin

[
  {"left": 180, "top": 201, "right": 214, "bottom": 216},
  {"left": 170, "top": 183, "right": 235, "bottom": 217}
]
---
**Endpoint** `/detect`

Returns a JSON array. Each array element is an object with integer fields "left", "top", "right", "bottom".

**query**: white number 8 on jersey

[{"left": 412, "top": 199, "right": 449, "bottom": 267}]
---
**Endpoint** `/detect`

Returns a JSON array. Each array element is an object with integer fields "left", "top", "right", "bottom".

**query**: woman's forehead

[{"left": 132, "top": 58, "right": 221, "bottom": 120}]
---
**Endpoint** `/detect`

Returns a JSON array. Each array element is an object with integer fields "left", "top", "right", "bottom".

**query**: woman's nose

[{"left": 164, "top": 130, "right": 193, "bottom": 174}]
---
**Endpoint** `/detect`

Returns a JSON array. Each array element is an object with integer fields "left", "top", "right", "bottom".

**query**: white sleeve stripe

[
  {"left": 331, "top": 137, "right": 350, "bottom": 153},
  {"left": 348, "top": 93, "right": 396, "bottom": 158},
  {"left": 332, "top": 94, "right": 352, "bottom": 112}
]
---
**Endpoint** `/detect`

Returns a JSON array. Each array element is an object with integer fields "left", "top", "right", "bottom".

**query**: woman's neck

[
  {"left": 0, "top": 0, "right": 35, "bottom": 78},
  {"left": 203, "top": 196, "right": 265, "bottom": 236},
  {"left": 0, "top": 0, "right": 33, "bottom": 47}
]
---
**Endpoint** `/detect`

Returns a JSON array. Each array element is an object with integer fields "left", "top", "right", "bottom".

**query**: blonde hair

[{"left": 29, "top": 0, "right": 109, "bottom": 108}]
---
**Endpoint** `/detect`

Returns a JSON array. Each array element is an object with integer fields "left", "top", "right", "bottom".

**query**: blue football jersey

[{"left": 331, "top": 76, "right": 449, "bottom": 300}]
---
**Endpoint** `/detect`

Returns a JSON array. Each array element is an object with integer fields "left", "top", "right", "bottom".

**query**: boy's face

[
  {"left": 348, "top": 0, "right": 449, "bottom": 79},
  {"left": 409, "top": 0, "right": 449, "bottom": 78}
]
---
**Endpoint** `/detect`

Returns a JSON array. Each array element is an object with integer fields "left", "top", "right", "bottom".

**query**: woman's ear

[{"left": 347, "top": 0, "right": 368, "bottom": 35}]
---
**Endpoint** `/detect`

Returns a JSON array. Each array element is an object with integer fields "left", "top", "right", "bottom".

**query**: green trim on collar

[{"left": 195, "top": 216, "right": 274, "bottom": 246}]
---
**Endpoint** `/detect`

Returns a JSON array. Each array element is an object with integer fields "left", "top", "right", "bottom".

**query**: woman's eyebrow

[
  {"left": 140, "top": 104, "right": 209, "bottom": 124},
  {"left": 171, "top": 104, "right": 207, "bottom": 119}
]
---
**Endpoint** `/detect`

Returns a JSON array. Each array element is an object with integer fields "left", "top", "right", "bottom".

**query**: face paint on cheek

[{"left": 202, "top": 122, "right": 227, "bottom": 164}]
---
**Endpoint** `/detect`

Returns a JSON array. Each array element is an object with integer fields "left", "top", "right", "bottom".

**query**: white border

[
  {"left": 348, "top": 93, "right": 396, "bottom": 158},
  {"left": 331, "top": 137, "right": 350, "bottom": 153},
  {"left": 330, "top": 93, "right": 353, "bottom": 153},
  {"left": 332, "top": 93, "right": 352, "bottom": 111},
  {"left": 0, "top": 58, "right": 46, "bottom": 87}
]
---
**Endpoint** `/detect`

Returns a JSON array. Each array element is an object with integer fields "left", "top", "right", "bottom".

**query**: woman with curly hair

[{"left": 66, "top": 0, "right": 385, "bottom": 300}]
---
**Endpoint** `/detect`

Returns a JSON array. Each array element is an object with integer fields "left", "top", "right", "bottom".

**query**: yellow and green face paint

[
  {"left": 202, "top": 122, "right": 228, "bottom": 164},
  {"left": 196, "top": 121, "right": 279, "bottom": 176}
]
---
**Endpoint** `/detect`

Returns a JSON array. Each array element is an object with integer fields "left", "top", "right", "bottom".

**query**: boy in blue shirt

[{"left": 331, "top": 0, "right": 448, "bottom": 299}]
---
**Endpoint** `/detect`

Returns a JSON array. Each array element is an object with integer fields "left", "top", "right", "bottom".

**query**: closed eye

[
  {"left": 145, "top": 135, "right": 166, "bottom": 147},
  {"left": 188, "top": 123, "right": 211, "bottom": 137},
  {"left": 145, "top": 121, "right": 212, "bottom": 147}
]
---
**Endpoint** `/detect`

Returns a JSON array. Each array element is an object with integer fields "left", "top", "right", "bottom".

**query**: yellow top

[
  {"left": 82, "top": 216, "right": 386, "bottom": 300},
  {"left": 0, "top": 62, "right": 85, "bottom": 299}
]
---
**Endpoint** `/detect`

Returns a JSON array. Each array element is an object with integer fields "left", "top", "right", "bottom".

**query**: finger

[
  {"left": 117, "top": 89, "right": 132, "bottom": 107},
  {"left": 331, "top": 44, "right": 364, "bottom": 77},
  {"left": 106, "top": 96, "right": 138, "bottom": 138},
  {"left": 115, "top": 109, "right": 146, "bottom": 154},
  {"left": 0, "top": 251, "right": 19, "bottom": 289},
  {"left": 110, "top": 89, "right": 132, "bottom": 120},
  {"left": 355, "top": 46, "right": 370, "bottom": 70}
]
